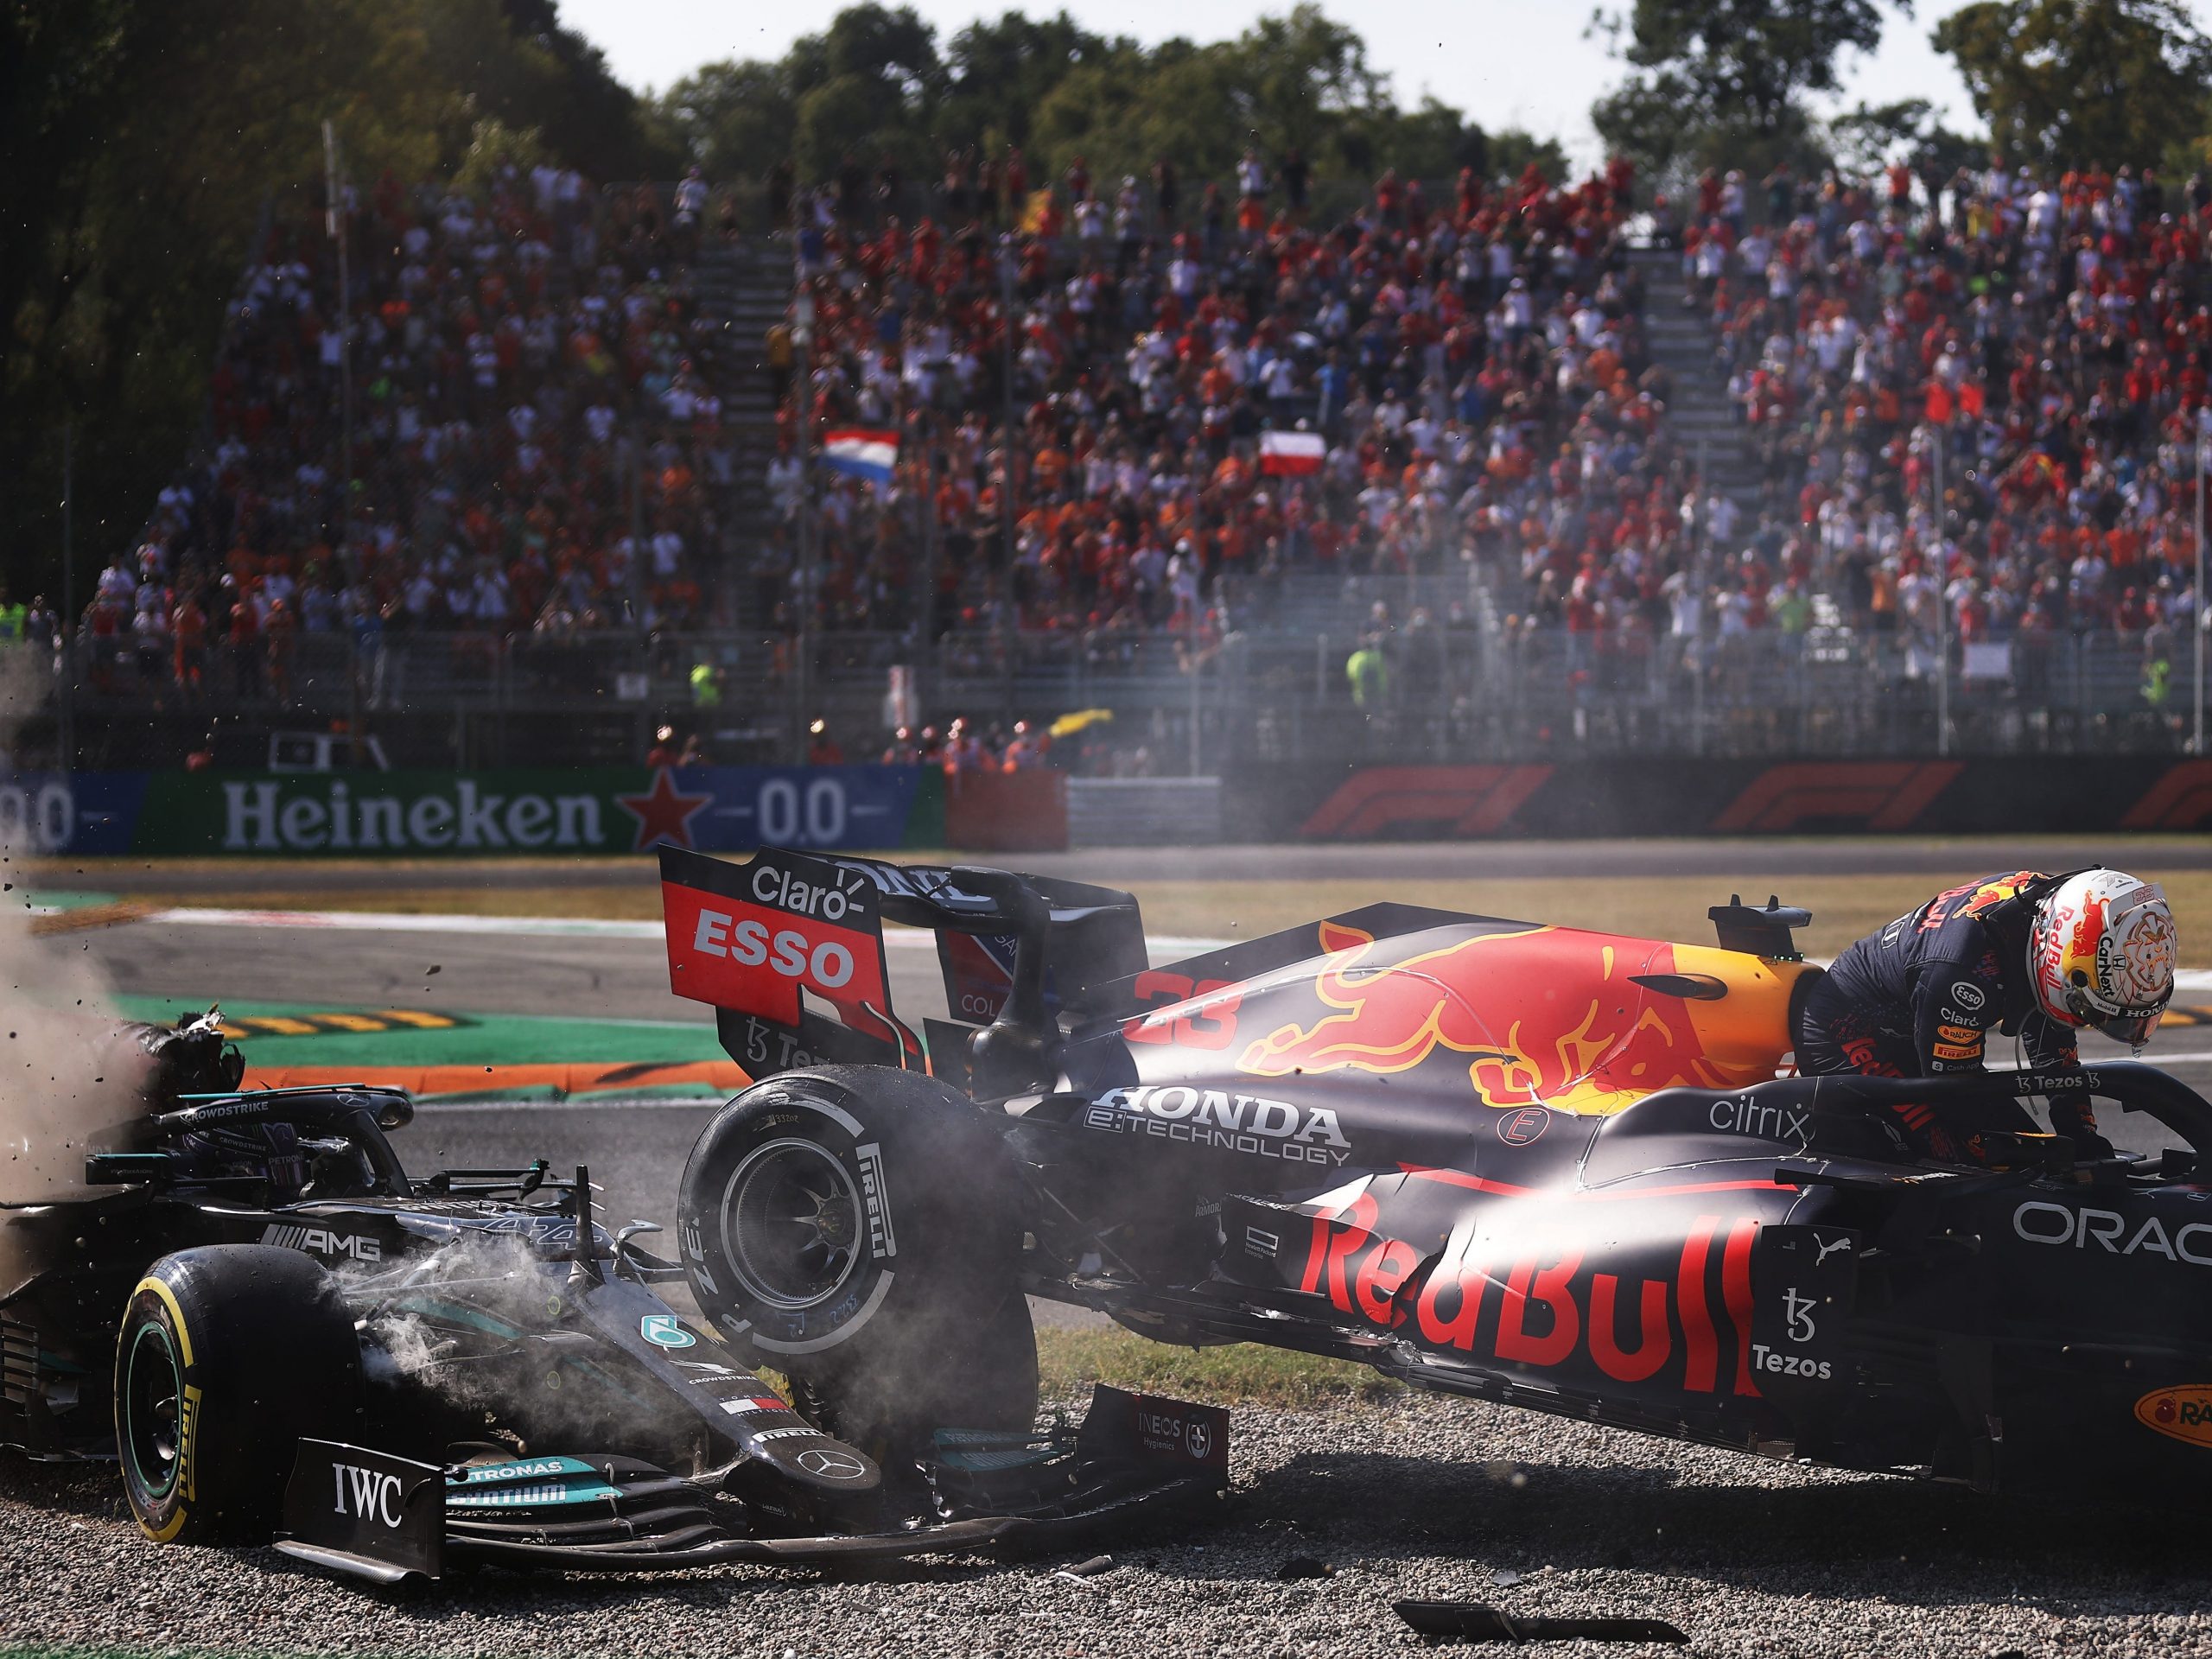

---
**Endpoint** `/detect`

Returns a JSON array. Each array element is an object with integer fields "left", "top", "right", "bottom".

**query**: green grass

[
  {"left": 1034, "top": 1325, "right": 1400, "bottom": 1408},
  {"left": 758, "top": 1326, "right": 1400, "bottom": 1412}
]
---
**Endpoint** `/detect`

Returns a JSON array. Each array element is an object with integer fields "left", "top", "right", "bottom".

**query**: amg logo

[
  {"left": 332, "top": 1463, "right": 404, "bottom": 1527},
  {"left": 854, "top": 1143, "right": 897, "bottom": 1260},
  {"left": 262, "top": 1224, "right": 382, "bottom": 1262}
]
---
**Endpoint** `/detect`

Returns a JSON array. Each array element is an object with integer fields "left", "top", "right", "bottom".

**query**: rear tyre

[
  {"left": 677, "top": 1066, "right": 1039, "bottom": 1454},
  {"left": 116, "top": 1246, "right": 363, "bottom": 1544}
]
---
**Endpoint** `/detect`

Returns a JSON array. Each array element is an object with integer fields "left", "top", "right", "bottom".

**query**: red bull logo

[
  {"left": 1296, "top": 1191, "right": 1764, "bottom": 1396},
  {"left": 1236, "top": 922, "right": 1735, "bottom": 1114}
]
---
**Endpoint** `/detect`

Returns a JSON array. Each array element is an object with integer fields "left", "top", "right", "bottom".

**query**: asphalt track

[{"left": 47, "top": 830, "right": 2212, "bottom": 892}]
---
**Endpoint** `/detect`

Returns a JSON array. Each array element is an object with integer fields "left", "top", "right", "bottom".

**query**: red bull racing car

[{"left": 662, "top": 844, "right": 2212, "bottom": 1508}]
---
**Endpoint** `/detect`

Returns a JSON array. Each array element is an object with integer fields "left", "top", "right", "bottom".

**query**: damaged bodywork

[
  {"left": 0, "top": 1014, "right": 1225, "bottom": 1582},
  {"left": 658, "top": 844, "right": 2212, "bottom": 1512}
]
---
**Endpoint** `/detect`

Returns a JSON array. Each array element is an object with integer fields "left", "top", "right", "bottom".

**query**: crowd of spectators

[
  {"left": 74, "top": 163, "right": 741, "bottom": 703},
  {"left": 73, "top": 136, "right": 2212, "bottom": 731},
  {"left": 1675, "top": 156, "right": 2208, "bottom": 690},
  {"left": 765, "top": 151, "right": 1687, "bottom": 671}
]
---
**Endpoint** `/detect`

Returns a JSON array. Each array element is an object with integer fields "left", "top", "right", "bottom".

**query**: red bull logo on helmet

[{"left": 1236, "top": 921, "right": 1733, "bottom": 1114}]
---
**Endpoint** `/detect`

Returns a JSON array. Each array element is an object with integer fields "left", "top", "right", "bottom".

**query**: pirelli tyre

[
  {"left": 677, "top": 1066, "right": 1037, "bottom": 1451},
  {"left": 116, "top": 1246, "right": 363, "bottom": 1544}
]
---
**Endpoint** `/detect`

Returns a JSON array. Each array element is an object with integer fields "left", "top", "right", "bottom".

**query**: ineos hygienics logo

[
  {"left": 796, "top": 1447, "right": 870, "bottom": 1481},
  {"left": 1185, "top": 1419, "right": 1213, "bottom": 1459}
]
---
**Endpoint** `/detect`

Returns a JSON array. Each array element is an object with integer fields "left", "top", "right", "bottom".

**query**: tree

[
  {"left": 1590, "top": 0, "right": 1896, "bottom": 193},
  {"left": 0, "top": 0, "right": 672, "bottom": 603},
  {"left": 1827, "top": 97, "right": 1984, "bottom": 182},
  {"left": 1933, "top": 0, "right": 2212, "bottom": 170}
]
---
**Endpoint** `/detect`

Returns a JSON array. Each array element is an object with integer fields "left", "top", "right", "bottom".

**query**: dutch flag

[{"left": 821, "top": 429, "right": 899, "bottom": 484}]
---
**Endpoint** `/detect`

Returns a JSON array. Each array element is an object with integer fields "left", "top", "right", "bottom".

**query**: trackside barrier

[
  {"left": 944, "top": 769, "right": 1070, "bottom": 853},
  {"left": 1067, "top": 778, "right": 1224, "bottom": 848},
  {"left": 17, "top": 757, "right": 2212, "bottom": 856},
  {"left": 1238, "top": 757, "right": 2212, "bottom": 842},
  {"left": 7, "top": 766, "right": 943, "bottom": 857}
]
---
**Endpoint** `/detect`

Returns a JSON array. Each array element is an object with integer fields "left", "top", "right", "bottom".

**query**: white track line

[
  {"left": 142, "top": 905, "right": 1235, "bottom": 957},
  {"left": 137, "top": 907, "right": 2212, "bottom": 991}
]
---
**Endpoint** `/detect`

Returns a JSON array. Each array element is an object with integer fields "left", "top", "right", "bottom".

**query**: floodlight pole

[
  {"left": 1934, "top": 421, "right": 1948, "bottom": 757},
  {"left": 323, "top": 122, "right": 353, "bottom": 545},
  {"left": 2196, "top": 411, "right": 2206, "bottom": 754},
  {"left": 793, "top": 245, "right": 814, "bottom": 765},
  {"left": 59, "top": 419, "right": 73, "bottom": 775},
  {"left": 1000, "top": 244, "right": 1020, "bottom": 726}
]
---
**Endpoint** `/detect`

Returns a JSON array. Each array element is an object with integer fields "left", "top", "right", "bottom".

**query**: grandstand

[{"left": 33, "top": 148, "right": 2211, "bottom": 768}]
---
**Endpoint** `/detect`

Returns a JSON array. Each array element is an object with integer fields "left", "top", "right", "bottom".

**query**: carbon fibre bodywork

[
  {"left": 660, "top": 845, "right": 2212, "bottom": 1508},
  {"left": 1, "top": 1033, "right": 1225, "bottom": 1582}
]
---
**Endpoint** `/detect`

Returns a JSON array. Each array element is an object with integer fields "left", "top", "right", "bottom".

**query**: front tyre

[
  {"left": 677, "top": 1066, "right": 1037, "bottom": 1452},
  {"left": 116, "top": 1246, "right": 363, "bottom": 1544}
]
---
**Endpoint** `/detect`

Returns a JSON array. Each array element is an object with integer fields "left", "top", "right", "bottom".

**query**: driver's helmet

[{"left": 2028, "top": 869, "right": 2177, "bottom": 1049}]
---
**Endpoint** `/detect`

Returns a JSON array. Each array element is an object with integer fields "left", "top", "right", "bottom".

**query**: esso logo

[{"left": 692, "top": 909, "right": 855, "bottom": 989}]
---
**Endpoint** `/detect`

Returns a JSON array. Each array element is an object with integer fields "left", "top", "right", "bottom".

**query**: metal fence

[{"left": 19, "top": 615, "right": 2200, "bottom": 771}]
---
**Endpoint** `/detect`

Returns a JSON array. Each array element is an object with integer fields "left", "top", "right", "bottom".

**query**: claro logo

[{"left": 2012, "top": 1201, "right": 2212, "bottom": 1265}]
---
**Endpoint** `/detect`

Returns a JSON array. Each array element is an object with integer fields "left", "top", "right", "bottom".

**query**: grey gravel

[{"left": 9, "top": 1389, "right": 2212, "bottom": 1657}]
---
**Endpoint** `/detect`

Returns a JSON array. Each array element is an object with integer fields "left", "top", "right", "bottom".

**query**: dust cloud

[{"left": 0, "top": 646, "right": 147, "bottom": 1206}]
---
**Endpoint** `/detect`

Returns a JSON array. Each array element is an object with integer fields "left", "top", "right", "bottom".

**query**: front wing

[{"left": 274, "top": 1385, "right": 1229, "bottom": 1584}]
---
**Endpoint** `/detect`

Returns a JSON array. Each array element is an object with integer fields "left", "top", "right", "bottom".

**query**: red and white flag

[{"left": 1260, "top": 430, "right": 1325, "bottom": 476}]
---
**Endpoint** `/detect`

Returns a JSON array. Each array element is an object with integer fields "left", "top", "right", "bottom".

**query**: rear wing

[{"left": 658, "top": 845, "right": 1147, "bottom": 1096}]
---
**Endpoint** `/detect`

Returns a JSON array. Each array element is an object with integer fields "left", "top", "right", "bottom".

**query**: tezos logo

[{"left": 640, "top": 1314, "right": 696, "bottom": 1349}]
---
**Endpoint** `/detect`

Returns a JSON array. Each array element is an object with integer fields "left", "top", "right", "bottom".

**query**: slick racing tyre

[
  {"left": 678, "top": 1066, "right": 1037, "bottom": 1452},
  {"left": 116, "top": 1246, "right": 363, "bottom": 1544}
]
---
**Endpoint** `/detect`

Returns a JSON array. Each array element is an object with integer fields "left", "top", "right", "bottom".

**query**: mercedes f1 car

[
  {"left": 0, "top": 1014, "right": 1227, "bottom": 1582},
  {"left": 659, "top": 843, "right": 2212, "bottom": 1509}
]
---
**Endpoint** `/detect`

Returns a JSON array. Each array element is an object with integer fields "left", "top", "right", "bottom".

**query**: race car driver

[{"left": 1794, "top": 868, "right": 2177, "bottom": 1159}]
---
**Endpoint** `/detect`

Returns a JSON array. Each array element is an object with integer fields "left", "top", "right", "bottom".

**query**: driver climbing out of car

[{"left": 1793, "top": 869, "right": 2177, "bottom": 1160}]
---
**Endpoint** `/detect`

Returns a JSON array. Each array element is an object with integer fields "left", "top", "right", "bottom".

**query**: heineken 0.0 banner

[{"left": 3, "top": 767, "right": 945, "bottom": 856}]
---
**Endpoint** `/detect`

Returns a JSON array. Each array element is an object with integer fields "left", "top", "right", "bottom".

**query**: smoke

[
  {"left": 0, "top": 650, "right": 147, "bottom": 1208},
  {"left": 353, "top": 1229, "right": 711, "bottom": 1463}
]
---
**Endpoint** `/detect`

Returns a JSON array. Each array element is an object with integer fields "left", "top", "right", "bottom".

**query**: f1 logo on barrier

[
  {"left": 1299, "top": 766, "right": 1554, "bottom": 839},
  {"left": 1709, "top": 763, "right": 1962, "bottom": 833},
  {"left": 2121, "top": 762, "right": 2212, "bottom": 830}
]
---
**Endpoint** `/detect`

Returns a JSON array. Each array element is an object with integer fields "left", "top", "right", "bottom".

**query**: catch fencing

[{"left": 18, "top": 612, "right": 2199, "bottom": 772}]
